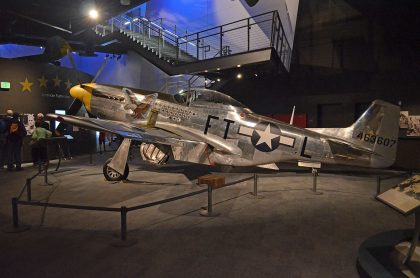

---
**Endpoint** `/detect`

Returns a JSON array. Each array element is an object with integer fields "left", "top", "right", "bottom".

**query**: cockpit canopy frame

[{"left": 174, "top": 88, "right": 248, "bottom": 110}]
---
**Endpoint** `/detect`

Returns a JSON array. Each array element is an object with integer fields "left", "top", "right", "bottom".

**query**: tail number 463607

[{"left": 356, "top": 133, "right": 396, "bottom": 147}]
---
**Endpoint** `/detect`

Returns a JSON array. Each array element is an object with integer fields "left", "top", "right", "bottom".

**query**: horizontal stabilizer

[{"left": 257, "top": 163, "right": 279, "bottom": 170}]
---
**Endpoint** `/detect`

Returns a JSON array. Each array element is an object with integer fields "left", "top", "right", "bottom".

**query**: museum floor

[{"left": 0, "top": 153, "right": 414, "bottom": 277}]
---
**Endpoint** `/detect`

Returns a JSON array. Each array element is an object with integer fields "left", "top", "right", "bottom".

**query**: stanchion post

[
  {"left": 89, "top": 134, "right": 93, "bottom": 165},
  {"left": 26, "top": 179, "right": 32, "bottom": 201},
  {"left": 12, "top": 198, "right": 19, "bottom": 228},
  {"left": 207, "top": 184, "right": 213, "bottom": 216},
  {"left": 200, "top": 184, "right": 217, "bottom": 217},
  {"left": 311, "top": 168, "right": 323, "bottom": 194},
  {"left": 376, "top": 176, "right": 381, "bottom": 196},
  {"left": 44, "top": 162, "right": 51, "bottom": 185},
  {"left": 120, "top": 206, "right": 127, "bottom": 241},
  {"left": 312, "top": 168, "right": 318, "bottom": 192},
  {"left": 253, "top": 173, "right": 258, "bottom": 196}
]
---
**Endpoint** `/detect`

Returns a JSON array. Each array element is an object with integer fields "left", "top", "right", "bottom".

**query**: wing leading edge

[
  {"left": 47, "top": 113, "right": 215, "bottom": 165},
  {"left": 48, "top": 114, "right": 181, "bottom": 144}
]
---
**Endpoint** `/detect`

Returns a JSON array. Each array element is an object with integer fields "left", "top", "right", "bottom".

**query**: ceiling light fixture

[
  {"left": 236, "top": 73, "right": 242, "bottom": 79},
  {"left": 237, "top": 64, "right": 241, "bottom": 68},
  {"left": 89, "top": 9, "right": 99, "bottom": 19},
  {"left": 217, "top": 78, "right": 221, "bottom": 82}
]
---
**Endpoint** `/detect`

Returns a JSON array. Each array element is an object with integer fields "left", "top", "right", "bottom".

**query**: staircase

[
  {"left": 93, "top": 10, "right": 292, "bottom": 75},
  {"left": 94, "top": 15, "right": 197, "bottom": 65}
]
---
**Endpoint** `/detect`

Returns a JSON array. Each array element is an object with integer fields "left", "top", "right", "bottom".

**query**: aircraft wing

[{"left": 47, "top": 114, "right": 184, "bottom": 145}]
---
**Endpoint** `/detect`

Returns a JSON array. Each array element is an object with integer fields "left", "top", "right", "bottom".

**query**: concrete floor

[{"left": 0, "top": 153, "right": 414, "bottom": 278}]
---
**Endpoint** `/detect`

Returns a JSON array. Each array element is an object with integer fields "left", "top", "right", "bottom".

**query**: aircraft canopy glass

[{"left": 174, "top": 88, "right": 247, "bottom": 109}]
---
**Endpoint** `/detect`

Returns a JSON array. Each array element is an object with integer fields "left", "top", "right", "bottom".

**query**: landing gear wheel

[{"left": 103, "top": 158, "right": 129, "bottom": 181}]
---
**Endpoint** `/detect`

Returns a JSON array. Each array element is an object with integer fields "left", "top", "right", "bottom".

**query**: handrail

[
  {"left": 177, "top": 18, "right": 273, "bottom": 45},
  {"left": 96, "top": 9, "right": 292, "bottom": 70},
  {"left": 177, "top": 10, "right": 277, "bottom": 40}
]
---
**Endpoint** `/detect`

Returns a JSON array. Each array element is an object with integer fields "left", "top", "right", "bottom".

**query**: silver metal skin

[
  {"left": 48, "top": 83, "right": 400, "bottom": 175},
  {"left": 108, "top": 138, "right": 132, "bottom": 175}
]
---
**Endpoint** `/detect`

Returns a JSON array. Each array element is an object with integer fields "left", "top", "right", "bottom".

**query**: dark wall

[
  {"left": 218, "top": 0, "right": 420, "bottom": 170},
  {"left": 0, "top": 59, "right": 92, "bottom": 113}
]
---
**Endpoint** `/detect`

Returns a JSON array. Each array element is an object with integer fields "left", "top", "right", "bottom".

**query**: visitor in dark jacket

[
  {"left": 6, "top": 112, "right": 26, "bottom": 171},
  {"left": 0, "top": 110, "right": 13, "bottom": 169}
]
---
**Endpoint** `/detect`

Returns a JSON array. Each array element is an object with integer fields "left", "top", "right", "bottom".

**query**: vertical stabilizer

[{"left": 348, "top": 100, "right": 400, "bottom": 167}]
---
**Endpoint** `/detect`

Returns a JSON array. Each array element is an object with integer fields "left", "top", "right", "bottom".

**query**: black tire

[{"left": 103, "top": 158, "right": 129, "bottom": 181}]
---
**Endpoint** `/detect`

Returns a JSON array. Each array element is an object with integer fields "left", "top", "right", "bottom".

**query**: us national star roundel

[{"left": 251, "top": 122, "right": 281, "bottom": 152}]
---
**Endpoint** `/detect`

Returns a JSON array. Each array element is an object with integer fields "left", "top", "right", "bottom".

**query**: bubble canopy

[{"left": 174, "top": 88, "right": 247, "bottom": 109}]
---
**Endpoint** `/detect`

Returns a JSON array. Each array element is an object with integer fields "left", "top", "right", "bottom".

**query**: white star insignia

[{"left": 255, "top": 124, "right": 279, "bottom": 149}]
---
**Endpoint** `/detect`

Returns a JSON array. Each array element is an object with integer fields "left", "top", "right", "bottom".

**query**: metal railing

[
  {"left": 94, "top": 10, "right": 292, "bottom": 70},
  {"left": 6, "top": 171, "right": 259, "bottom": 244}
]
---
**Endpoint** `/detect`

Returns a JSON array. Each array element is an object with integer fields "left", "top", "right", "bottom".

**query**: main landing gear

[
  {"left": 102, "top": 138, "right": 132, "bottom": 181},
  {"left": 103, "top": 158, "right": 129, "bottom": 181}
]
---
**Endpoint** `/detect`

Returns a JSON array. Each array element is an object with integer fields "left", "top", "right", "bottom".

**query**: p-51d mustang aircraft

[{"left": 48, "top": 83, "right": 400, "bottom": 181}]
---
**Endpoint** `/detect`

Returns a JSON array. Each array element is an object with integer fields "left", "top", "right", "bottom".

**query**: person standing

[
  {"left": 6, "top": 112, "right": 26, "bottom": 171},
  {"left": 31, "top": 121, "right": 52, "bottom": 166},
  {"left": 0, "top": 110, "right": 13, "bottom": 169},
  {"left": 99, "top": 131, "right": 106, "bottom": 154},
  {"left": 36, "top": 113, "right": 50, "bottom": 130}
]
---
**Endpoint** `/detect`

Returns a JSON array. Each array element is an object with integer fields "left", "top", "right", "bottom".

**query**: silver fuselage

[{"left": 87, "top": 84, "right": 390, "bottom": 168}]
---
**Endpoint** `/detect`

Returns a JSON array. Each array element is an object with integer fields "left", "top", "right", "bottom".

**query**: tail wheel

[{"left": 103, "top": 158, "right": 129, "bottom": 181}]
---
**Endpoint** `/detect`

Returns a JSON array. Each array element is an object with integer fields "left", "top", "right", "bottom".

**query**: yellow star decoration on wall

[
  {"left": 38, "top": 75, "right": 48, "bottom": 88},
  {"left": 52, "top": 76, "right": 62, "bottom": 87},
  {"left": 20, "top": 77, "right": 33, "bottom": 92},
  {"left": 65, "top": 80, "right": 73, "bottom": 90}
]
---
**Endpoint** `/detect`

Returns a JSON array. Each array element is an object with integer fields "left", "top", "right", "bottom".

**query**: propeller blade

[
  {"left": 56, "top": 99, "right": 83, "bottom": 131},
  {"left": 67, "top": 49, "right": 81, "bottom": 85},
  {"left": 91, "top": 56, "right": 108, "bottom": 83}
]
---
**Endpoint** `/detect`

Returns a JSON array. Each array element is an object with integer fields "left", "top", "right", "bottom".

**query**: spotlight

[
  {"left": 89, "top": 9, "right": 99, "bottom": 19},
  {"left": 237, "top": 64, "right": 241, "bottom": 68},
  {"left": 236, "top": 73, "right": 242, "bottom": 79},
  {"left": 217, "top": 78, "right": 221, "bottom": 82},
  {"left": 217, "top": 68, "right": 220, "bottom": 70},
  {"left": 254, "top": 73, "right": 258, "bottom": 77},
  {"left": 204, "top": 70, "right": 208, "bottom": 72}
]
